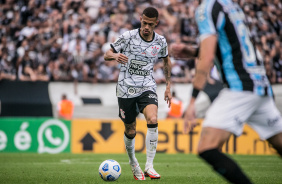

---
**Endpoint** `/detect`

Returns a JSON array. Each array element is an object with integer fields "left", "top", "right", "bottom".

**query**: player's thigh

[
  {"left": 267, "top": 132, "right": 282, "bottom": 153},
  {"left": 247, "top": 96, "right": 282, "bottom": 140},
  {"left": 137, "top": 91, "right": 158, "bottom": 124},
  {"left": 143, "top": 104, "right": 158, "bottom": 124},
  {"left": 203, "top": 89, "right": 260, "bottom": 136},
  {"left": 198, "top": 127, "right": 231, "bottom": 153},
  {"left": 118, "top": 97, "right": 138, "bottom": 124}
]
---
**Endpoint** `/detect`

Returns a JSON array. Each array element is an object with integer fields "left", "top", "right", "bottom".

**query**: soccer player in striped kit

[{"left": 184, "top": 0, "right": 282, "bottom": 183}]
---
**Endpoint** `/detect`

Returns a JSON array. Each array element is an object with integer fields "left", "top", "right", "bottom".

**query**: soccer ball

[{"left": 99, "top": 159, "right": 121, "bottom": 181}]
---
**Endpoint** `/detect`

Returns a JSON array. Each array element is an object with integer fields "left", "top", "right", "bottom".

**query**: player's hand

[
  {"left": 183, "top": 101, "right": 197, "bottom": 133},
  {"left": 164, "top": 88, "right": 172, "bottom": 108},
  {"left": 116, "top": 53, "right": 128, "bottom": 64}
]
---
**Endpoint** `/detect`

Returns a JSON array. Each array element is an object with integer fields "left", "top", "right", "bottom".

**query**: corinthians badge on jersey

[
  {"left": 151, "top": 46, "right": 159, "bottom": 56},
  {"left": 128, "top": 87, "right": 136, "bottom": 95}
]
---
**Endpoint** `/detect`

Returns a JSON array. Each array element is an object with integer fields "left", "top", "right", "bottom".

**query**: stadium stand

[
  {"left": 0, "top": 0, "right": 281, "bottom": 119},
  {"left": 0, "top": 0, "right": 281, "bottom": 84}
]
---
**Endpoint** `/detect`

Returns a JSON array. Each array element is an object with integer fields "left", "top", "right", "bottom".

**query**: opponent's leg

[
  {"left": 143, "top": 104, "right": 160, "bottom": 179},
  {"left": 247, "top": 97, "right": 282, "bottom": 157},
  {"left": 198, "top": 127, "right": 252, "bottom": 184},
  {"left": 267, "top": 132, "right": 282, "bottom": 157},
  {"left": 124, "top": 121, "right": 145, "bottom": 180}
]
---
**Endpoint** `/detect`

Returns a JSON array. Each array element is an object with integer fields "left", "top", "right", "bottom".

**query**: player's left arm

[
  {"left": 184, "top": 35, "right": 217, "bottom": 133},
  {"left": 194, "top": 36, "right": 217, "bottom": 91},
  {"left": 170, "top": 42, "right": 199, "bottom": 59},
  {"left": 162, "top": 56, "right": 172, "bottom": 107},
  {"left": 183, "top": 2, "right": 219, "bottom": 133}
]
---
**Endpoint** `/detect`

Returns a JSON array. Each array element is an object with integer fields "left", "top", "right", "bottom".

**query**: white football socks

[
  {"left": 124, "top": 134, "right": 138, "bottom": 165},
  {"left": 145, "top": 127, "right": 158, "bottom": 170}
]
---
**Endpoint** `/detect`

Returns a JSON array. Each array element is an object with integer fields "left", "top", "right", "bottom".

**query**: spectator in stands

[
  {"left": 97, "top": 60, "right": 119, "bottom": 83},
  {"left": 0, "top": 51, "right": 16, "bottom": 81},
  {"left": 271, "top": 40, "right": 282, "bottom": 83},
  {"left": 171, "top": 60, "right": 192, "bottom": 83},
  {"left": 264, "top": 53, "right": 276, "bottom": 84},
  {"left": 16, "top": 40, "right": 29, "bottom": 59},
  {"left": 17, "top": 51, "right": 37, "bottom": 81},
  {"left": 68, "top": 34, "right": 87, "bottom": 55},
  {"left": 53, "top": 54, "right": 72, "bottom": 81},
  {"left": 57, "top": 94, "right": 74, "bottom": 120},
  {"left": 34, "top": 63, "right": 49, "bottom": 81},
  {"left": 0, "top": 0, "right": 281, "bottom": 84},
  {"left": 83, "top": 61, "right": 98, "bottom": 83},
  {"left": 107, "top": 23, "right": 120, "bottom": 43},
  {"left": 20, "top": 19, "right": 37, "bottom": 40},
  {"left": 70, "top": 42, "right": 86, "bottom": 82}
]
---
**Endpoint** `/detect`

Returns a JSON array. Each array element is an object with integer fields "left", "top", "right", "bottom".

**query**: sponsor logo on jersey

[
  {"left": 128, "top": 87, "right": 136, "bottom": 95},
  {"left": 115, "top": 29, "right": 166, "bottom": 98},
  {"left": 128, "top": 60, "right": 150, "bottom": 76},
  {"left": 120, "top": 109, "right": 125, "bottom": 119},
  {"left": 197, "top": 6, "right": 206, "bottom": 21},
  {"left": 127, "top": 86, "right": 151, "bottom": 95}
]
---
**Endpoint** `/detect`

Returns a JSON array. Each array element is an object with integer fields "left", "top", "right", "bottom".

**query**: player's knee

[
  {"left": 197, "top": 144, "right": 207, "bottom": 155},
  {"left": 147, "top": 116, "right": 157, "bottom": 124},
  {"left": 197, "top": 139, "right": 222, "bottom": 154},
  {"left": 125, "top": 130, "right": 136, "bottom": 138}
]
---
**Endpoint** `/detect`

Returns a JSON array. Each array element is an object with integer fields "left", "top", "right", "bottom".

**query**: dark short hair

[
  {"left": 62, "top": 94, "right": 67, "bottom": 100},
  {"left": 142, "top": 7, "right": 158, "bottom": 19}
]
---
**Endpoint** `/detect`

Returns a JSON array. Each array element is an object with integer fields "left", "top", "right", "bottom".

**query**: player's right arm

[
  {"left": 104, "top": 48, "right": 128, "bottom": 64},
  {"left": 105, "top": 32, "right": 130, "bottom": 64}
]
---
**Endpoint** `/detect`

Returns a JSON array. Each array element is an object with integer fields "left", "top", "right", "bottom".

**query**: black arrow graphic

[
  {"left": 80, "top": 133, "right": 96, "bottom": 151},
  {"left": 99, "top": 122, "right": 114, "bottom": 140}
]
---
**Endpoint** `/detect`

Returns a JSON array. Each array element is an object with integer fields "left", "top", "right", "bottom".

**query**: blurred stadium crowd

[{"left": 0, "top": 0, "right": 281, "bottom": 83}]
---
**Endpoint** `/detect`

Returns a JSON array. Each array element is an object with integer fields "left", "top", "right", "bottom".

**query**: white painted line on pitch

[{"left": 61, "top": 159, "right": 71, "bottom": 164}]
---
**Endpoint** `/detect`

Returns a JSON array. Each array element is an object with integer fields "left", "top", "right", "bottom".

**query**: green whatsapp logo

[{"left": 37, "top": 119, "right": 69, "bottom": 154}]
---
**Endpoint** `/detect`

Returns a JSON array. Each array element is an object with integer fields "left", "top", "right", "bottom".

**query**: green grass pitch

[{"left": 0, "top": 153, "right": 281, "bottom": 184}]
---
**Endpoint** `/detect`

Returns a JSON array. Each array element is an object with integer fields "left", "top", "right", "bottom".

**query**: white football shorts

[{"left": 203, "top": 89, "right": 282, "bottom": 140}]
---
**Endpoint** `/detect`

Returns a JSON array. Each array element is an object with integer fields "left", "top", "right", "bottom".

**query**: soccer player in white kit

[
  {"left": 184, "top": 0, "right": 282, "bottom": 183},
  {"left": 104, "top": 7, "right": 172, "bottom": 180}
]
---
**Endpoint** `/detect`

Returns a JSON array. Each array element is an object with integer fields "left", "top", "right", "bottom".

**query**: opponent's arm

[
  {"left": 163, "top": 56, "right": 172, "bottom": 107},
  {"left": 193, "top": 36, "right": 217, "bottom": 90},
  {"left": 104, "top": 48, "right": 128, "bottom": 64},
  {"left": 170, "top": 42, "right": 199, "bottom": 59},
  {"left": 183, "top": 35, "right": 217, "bottom": 133}
]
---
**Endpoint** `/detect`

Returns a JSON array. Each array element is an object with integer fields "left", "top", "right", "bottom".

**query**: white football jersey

[{"left": 110, "top": 28, "right": 168, "bottom": 98}]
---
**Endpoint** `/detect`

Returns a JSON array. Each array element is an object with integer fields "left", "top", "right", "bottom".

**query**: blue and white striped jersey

[{"left": 195, "top": 0, "right": 273, "bottom": 96}]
